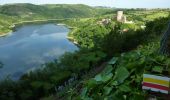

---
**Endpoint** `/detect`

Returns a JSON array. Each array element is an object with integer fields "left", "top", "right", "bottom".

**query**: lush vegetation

[
  {"left": 69, "top": 40, "right": 169, "bottom": 100},
  {"left": 45, "top": 13, "right": 170, "bottom": 99},
  {"left": 0, "top": 3, "right": 113, "bottom": 34},
  {"left": 0, "top": 3, "right": 113, "bottom": 18},
  {"left": 0, "top": 3, "right": 170, "bottom": 100},
  {"left": 0, "top": 49, "right": 107, "bottom": 100},
  {"left": 38, "top": 15, "right": 170, "bottom": 100},
  {"left": 66, "top": 12, "right": 169, "bottom": 56}
]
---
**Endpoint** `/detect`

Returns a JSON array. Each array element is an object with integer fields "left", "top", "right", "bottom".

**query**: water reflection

[
  {"left": 0, "top": 62, "right": 3, "bottom": 68},
  {"left": 0, "top": 24, "right": 78, "bottom": 80}
]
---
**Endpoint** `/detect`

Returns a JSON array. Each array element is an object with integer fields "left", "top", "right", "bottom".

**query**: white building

[
  {"left": 116, "top": 11, "right": 133, "bottom": 24},
  {"left": 117, "top": 11, "right": 124, "bottom": 22}
]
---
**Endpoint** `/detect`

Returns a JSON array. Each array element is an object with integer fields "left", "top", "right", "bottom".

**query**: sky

[{"left": 0, "top": 0, "right": 169, "bottom": 8}]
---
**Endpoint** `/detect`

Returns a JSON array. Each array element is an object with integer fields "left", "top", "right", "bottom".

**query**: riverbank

[
  {"left": 66, "top": 26, "right": 79, "bottom": 45},
  {"left": 0, "top": 29, "right": 13, "bottom": 36},
  {"left": 0, "top": 32, "right": 10, "bottom": 37},
  {"left": 0, "top": 19, "right": 80, "bottom": 81},
  {"left": 67, "top": 28, "right": 79, "bottom": 45},
  {"left": 0, "top": 17, "right": 107, "bottom": 100},
  {"left": 67, "top": 36, "right": 78, "bottom": 45},
  {"left": 0, "top": 18, "right": 73, "bottom": 37}
]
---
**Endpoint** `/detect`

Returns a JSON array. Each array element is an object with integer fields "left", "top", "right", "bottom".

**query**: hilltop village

[{"left": 98, "top": 11, "right": 133, "bottom": 25}]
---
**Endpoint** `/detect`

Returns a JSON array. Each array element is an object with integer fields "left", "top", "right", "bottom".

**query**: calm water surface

[{"left": 0, "top": 24, "right": 78, "bottom": 80}]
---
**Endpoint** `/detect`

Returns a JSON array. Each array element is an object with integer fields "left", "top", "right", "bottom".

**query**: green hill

[
  {"left": 0, "top": 3, "right": 47, "bottom": 16},
  {"left": 0, "top": 3, "right": 113, "bottom": 33},
  {"left": 0, "top": 3, "right": 106, "bottom": 19}
]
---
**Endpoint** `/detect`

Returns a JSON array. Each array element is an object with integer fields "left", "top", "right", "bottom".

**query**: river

[{"left": 0, "top": 23, "right": 78, "bottom": 80}]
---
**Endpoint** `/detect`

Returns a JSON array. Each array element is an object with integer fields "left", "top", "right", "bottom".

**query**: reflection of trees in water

[{"left": 0, "top": 61, "right": 3, "bottom": 68}]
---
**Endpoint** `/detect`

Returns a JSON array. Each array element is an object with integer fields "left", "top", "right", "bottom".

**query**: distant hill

[
  {"left": 0, "top": 3, "right": 114, "bottom": 33},
  {"left": 0, "top": 3, "right": 112, "bottom": 19}
]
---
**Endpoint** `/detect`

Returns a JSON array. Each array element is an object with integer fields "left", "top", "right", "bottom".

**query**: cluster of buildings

[
  {"left": 97, "top": 11, "right": 133, "bottom": 25},
  {"left": 97, "top": 18, "right": 111, "bottom": 25}
]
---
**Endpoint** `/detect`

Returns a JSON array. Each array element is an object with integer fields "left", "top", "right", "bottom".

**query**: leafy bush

[{"left": 72, "top": 41, "right": 170, "bottom": 100}]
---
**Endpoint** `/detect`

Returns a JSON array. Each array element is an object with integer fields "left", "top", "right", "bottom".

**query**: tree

[{"left": 160, "top": 21, "right": 170, "bottom": 55}]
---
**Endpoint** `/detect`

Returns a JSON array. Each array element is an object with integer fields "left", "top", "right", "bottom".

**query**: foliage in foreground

[{"left": 70, "top": 41, "right": 170, "bottom": 100}]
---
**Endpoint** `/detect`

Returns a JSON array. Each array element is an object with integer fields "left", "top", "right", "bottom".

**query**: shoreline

[
  {"left": 56, "top": 22, "right": 79, "bottom": 45},
  {"left": 0, "top": 31, "right": 12, "bottom": 37},
  {"left": 0, "top": 18, "right": 71, "bottom": 37},
  {"left": 67, "top": 36, "right": 78, "bottom": 45},
  {"left": 65, "top": 26, "right": 79, "bottom": 45},
  {"left": 0, "top": 18, "right": 81, "bottom": 49},
  {"left": 0, "top": 21, "right": 79, "bottom": 81}
]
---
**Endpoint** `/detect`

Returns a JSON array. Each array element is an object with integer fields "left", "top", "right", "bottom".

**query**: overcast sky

[{"left": 0, "top": 0, "right": 169, "bottom": 8}]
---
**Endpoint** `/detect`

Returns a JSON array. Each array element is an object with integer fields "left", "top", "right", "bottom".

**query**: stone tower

[{"left": 117, "top": 11, "right": 123, "bottom": 22}]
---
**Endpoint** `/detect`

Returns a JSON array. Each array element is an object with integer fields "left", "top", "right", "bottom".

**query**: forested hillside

[
  {"left": 0, "top": 3, "right": 113, "bottom": 34},
  {"left": 0, "top": 4, "right": 99, "bottom": 18}
]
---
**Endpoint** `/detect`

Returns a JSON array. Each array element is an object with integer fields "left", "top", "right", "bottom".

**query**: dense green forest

[
  {"left": 0, "top": 3, "right": 112, "bottom": 34},
  {"left": 0, "top": 3, "right": 170, "bottom": 100}
]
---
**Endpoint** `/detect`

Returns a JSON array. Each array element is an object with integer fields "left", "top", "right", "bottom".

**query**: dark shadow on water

[{"left": 0, "top": 62, "right": 3, "bottom": 68}]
